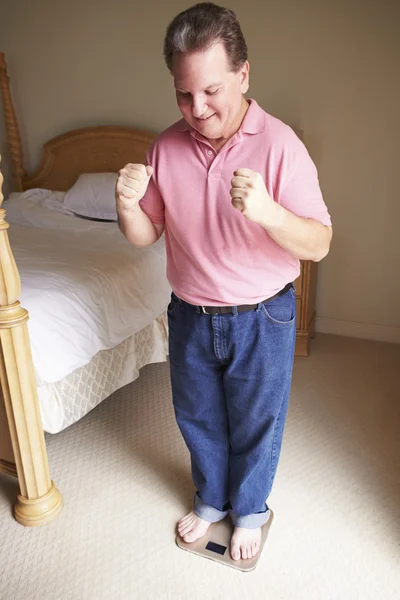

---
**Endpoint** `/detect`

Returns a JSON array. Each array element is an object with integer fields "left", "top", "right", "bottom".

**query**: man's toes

[
  {"left": 180, "top": 512, "right": 194, "bottom": 523},
  {"left": 177, "top": 521, "right": 187, "bottom": 533},
  {"left": 179, "top": 515, "right": 193, "bottom": 528},
  {"left": 178, "top": 516, "right": 194, "bottom": 531},
  {"left": 179, "top": 523, "right": 193, "bottom": 536},
  {"left": 231, "top": 545, "right": 241, "bottom": 561}
]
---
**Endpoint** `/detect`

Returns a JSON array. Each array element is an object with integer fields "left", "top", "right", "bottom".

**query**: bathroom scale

[{"left": 176, "top": 510, "right": 274, "bottom": 572}]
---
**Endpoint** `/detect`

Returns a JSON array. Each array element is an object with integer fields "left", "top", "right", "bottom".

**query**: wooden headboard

[{"left": 0, "top": 52, "right": 156, "bottom": 192}]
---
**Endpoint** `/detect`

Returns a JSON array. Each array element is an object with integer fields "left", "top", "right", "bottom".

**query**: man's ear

[{"left": 240, "top": 61, "right": 250, "bottom": 94}]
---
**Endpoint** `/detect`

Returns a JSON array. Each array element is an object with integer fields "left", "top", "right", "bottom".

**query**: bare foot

[
  {"left": 177, "top": 511, "right": 212, "bottom": 543},
  {"left": 230, "top": 526, "right": 262, "bottom": 560}
]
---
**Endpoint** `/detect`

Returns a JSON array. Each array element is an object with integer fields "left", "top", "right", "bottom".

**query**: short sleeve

[
  {"left": 278, "top": 134, "right": 332, "bottom": 227},
  {"left": 139, "top": 145, "right": 165, "bottom": 225}
]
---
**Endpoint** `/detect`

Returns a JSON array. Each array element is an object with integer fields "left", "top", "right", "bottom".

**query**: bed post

[
  {"left": 0, "top": 53, "right": 26, "bottom": 192},
  {"left": 0, "top": 156, "right": 63, "bottom": 526}
]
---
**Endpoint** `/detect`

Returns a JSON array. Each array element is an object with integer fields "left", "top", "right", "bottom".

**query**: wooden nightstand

[{"left": 294, "top": 260, "right": 318, "bottom": 356}]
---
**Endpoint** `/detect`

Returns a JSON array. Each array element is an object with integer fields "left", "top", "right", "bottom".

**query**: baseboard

[{"left": 315, "top": 318, "right": 400, "bottom": 344}]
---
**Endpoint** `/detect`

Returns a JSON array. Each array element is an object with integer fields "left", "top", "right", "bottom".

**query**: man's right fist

[{"left": 116, "top": 164, "right": 153, "bottom": 211}]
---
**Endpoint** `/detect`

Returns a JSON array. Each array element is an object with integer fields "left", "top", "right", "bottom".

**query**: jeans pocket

[{"left": 261, "top": 288, "right": 296, "bottom": 325}]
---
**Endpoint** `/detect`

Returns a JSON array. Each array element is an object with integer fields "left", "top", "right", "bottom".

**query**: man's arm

[
  {"left": 259, "top": 203, "right": 332, "bottom": 262},
  {"left": 116, "top": 163, "right": 165, "bottom": 248},
  {"left": 117, "top": 203, "right": 164, "bottom": 248},
  {"left": 230, "top": 169, "right": 332, "bottom": 262}
]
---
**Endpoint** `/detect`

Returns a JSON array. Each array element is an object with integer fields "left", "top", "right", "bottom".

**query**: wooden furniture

[
  {"left": 0, "top": 51, "right": 318, "bottom": 526},
  {"left": 294, "top": 261, "right": 317, "bottom": 356},
  {"left": 0, "top": 170, "right": 63, "bottom": 525},
  {"left": 284, "top": 130, "right": 318, "bottom": 357}
]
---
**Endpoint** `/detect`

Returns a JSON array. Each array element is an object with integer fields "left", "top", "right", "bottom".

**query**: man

[{"left": 116, "top": 2, "right": 332, "bottom": 561}]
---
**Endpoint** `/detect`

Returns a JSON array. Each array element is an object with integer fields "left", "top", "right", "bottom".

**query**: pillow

[{"left": 63, "top": 172, "right": 118, "bottom": 221}]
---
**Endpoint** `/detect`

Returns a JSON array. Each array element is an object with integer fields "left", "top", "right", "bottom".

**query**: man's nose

[{"left": 192, "top": 96, "right": 207, "bottom": 118}]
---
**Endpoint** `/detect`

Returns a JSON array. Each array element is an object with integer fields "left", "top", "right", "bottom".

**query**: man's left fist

[{"left": 230, "top": 168, "right": 275, "bottom": 226}]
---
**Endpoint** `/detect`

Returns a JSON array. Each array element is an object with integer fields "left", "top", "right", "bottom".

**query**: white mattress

[{"left": 5, "top": 189, "right": 171, "bottom": 383}]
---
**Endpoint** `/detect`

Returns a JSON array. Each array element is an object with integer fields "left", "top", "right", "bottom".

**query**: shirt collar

[{"left": 240, "top": 99, "right": 268, "bottom": 134}]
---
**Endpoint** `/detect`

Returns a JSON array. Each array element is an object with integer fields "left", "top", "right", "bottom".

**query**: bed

[{"left": 0, "top": 52, "right": 171, "bottom": 526}]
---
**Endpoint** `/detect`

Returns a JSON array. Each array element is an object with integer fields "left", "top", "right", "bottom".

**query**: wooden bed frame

[{"left": 0, "top": 52, "right": 156, "bottom": 526}]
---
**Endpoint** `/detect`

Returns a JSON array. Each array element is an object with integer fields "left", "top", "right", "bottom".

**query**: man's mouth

[{"left": 196, "top": 113, "right": 216, "bottom": 121}]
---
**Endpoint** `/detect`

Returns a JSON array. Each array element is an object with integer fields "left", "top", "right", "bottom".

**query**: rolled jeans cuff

[
  {"left": 193, "top": 492, "right": 228, "bottom": 523},
  {"left": 229, "top": 507, "right": 271, "bottom": 529}
]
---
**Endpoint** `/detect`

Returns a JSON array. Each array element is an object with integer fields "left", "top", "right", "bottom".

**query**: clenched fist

[
  {"left": 116, "top": 164, "right": 153, "bottom": 212},
  {"left": 230, "top": 168, "right": 281, "bottom": 227}
]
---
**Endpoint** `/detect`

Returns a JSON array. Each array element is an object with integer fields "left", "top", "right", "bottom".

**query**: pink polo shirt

[{"left": 140, "top": 99, "right": 331, "bottom": 306}]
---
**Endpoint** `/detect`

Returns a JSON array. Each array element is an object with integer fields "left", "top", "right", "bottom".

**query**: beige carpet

[{"left": 0, "top": 334, "right": 399, "bottom": 600}]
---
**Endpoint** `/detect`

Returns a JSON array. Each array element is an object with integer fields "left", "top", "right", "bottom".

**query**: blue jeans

[{"left": 168, "top": 285, "right": 296, "bottom": 529}]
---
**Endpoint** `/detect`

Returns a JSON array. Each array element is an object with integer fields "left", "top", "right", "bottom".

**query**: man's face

[{"left": 172, "top": 42, "right": 249, "bottom": 146}]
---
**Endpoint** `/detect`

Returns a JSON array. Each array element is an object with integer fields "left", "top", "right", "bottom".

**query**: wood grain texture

[
  {"left": 0, "top": 156, "right": 62, "bottom": 525},
  {"left": 22, "top": 126, "right": 156, "bottom": 191},
  {"left": 0, "top": 53, "right": 25, "bottom": 191}
]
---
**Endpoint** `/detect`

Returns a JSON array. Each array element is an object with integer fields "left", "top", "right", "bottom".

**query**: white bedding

[
  {"left": 39, "top": 315, "right": 168, "bottom": 433},
  {"left": 5, "top": 189, "right": 171, "bottom": 384}
]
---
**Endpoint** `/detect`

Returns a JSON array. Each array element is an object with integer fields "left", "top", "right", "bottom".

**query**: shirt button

[{"left": 207, "top": 150, "right": 213, "bottom": 156}]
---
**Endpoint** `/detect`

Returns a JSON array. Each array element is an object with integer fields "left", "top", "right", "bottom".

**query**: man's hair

[{"left": 163, "top": 2, "right": 248, "bottom": 73}]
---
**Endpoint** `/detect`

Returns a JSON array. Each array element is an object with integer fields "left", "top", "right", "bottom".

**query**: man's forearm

[
  {"left": 117, "top": 203, "right": 160, "bottom": 247},
  {"left": 261, "top": 203, "right": 332, "bottom": 262}
]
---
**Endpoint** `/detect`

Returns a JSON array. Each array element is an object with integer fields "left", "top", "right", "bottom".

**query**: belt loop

[{"left": 232, "top": 305, "right": 238, "bottom": 317}]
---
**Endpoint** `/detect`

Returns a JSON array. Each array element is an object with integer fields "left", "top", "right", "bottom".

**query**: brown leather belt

[{"left": 197, "top": 282, "right": 293, "bottom": 315}]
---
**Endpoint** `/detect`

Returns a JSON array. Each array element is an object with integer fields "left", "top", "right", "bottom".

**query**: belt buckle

[{"left": 201, "top": 306, "right": 209, "bottom": 314}]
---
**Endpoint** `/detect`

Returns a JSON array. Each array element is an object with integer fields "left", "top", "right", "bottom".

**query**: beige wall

[{"left": 0, "top": 0, "right": 399, "bottom": 338}]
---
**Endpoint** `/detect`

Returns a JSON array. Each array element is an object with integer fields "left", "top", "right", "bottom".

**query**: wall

[{"left": 0, "top": 0, "right": 399, "bottom": 341}]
